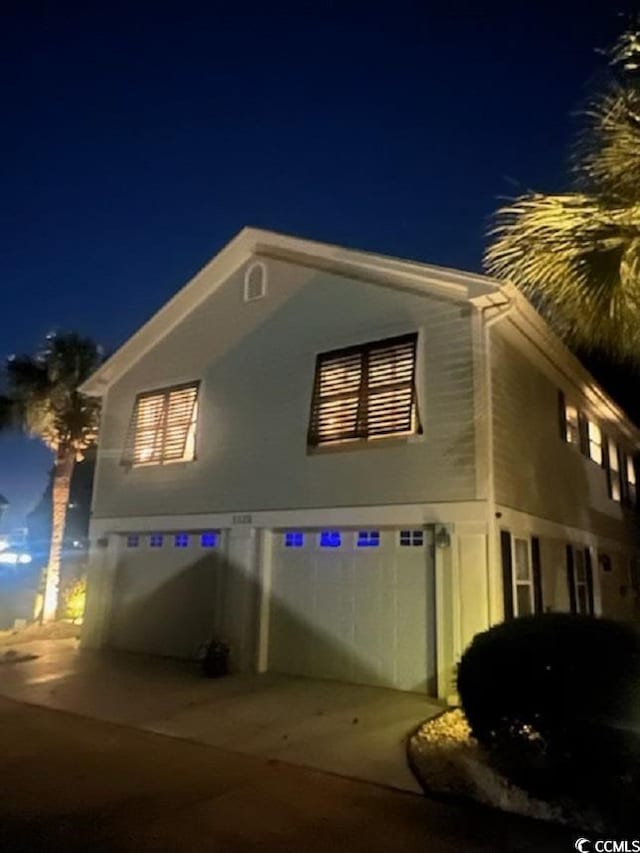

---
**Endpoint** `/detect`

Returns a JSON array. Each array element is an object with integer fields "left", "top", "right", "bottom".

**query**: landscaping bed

[
  {"left": 407, "top": 708, "right": 603, "bottom": 831},
  {"left": 408, "top": 614, "right": 640, "bottom": 834},
  {"left": 0, "top": 620, "right": 79, "bottom": 648}
]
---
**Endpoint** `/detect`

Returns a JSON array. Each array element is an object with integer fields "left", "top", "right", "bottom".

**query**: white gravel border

[{"left": 407, "top": 709, "right": 604, "bottom": 832}]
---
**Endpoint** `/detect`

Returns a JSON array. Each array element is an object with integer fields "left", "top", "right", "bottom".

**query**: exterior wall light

[{"left": 435, "top": 526, "right": 451, "bottom": 549}]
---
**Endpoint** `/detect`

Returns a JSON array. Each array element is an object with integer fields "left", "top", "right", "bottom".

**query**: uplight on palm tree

[
  {"left": 485, "top": 26, "right": 640, "bottom": 363},
  {"left": 0, "top": 333, "right": 101, "bottom": 622}
]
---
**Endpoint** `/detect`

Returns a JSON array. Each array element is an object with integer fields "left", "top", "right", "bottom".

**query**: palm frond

[
  {"left": 575, "top": 87, "right": 640, "bottom": 204},
  {"left": 485, "top": 192, "right": 640, "bottom": 359},
  {"left": 1, "top": 333, "right": 102, "bottom": 451}
]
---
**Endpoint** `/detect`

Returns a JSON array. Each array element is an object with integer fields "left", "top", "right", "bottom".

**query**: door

[
  {"left": 267, "top": 527, "right": 435, "bottom": 692},
  {"left": 109, "top": 529, "right": 226, "bottom": 659}
]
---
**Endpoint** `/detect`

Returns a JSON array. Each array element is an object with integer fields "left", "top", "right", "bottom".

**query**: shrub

[
  {"left": 457, "top": 613, "right": 640, "bottom": 817},
  {"left": 60, "top": 575, "right": 87, "bottom": 623}
]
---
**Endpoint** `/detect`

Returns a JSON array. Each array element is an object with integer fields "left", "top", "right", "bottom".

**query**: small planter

[{"left": 199, "top": 641, "right": 230, "bottom": 678}]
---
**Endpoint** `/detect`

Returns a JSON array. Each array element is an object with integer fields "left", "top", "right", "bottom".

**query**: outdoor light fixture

[{"left": 435, "top": 526, "right": 451, "bottom": 549}]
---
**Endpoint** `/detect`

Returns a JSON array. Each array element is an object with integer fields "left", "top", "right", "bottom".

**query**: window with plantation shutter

[
  {"left": 123, "top": 383, "right": 199, "bottom": 466},
  {"left": 307, "top": 333, "right": 421, "bottom": 447}
]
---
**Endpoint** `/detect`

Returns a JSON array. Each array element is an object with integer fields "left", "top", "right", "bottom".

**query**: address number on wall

[{"left": 232, "top": 514, "right": 252, "bottom": 525}]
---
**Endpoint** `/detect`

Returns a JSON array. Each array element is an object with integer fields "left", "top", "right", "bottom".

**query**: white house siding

[
  {"left": 491, "top": 325, "right": 636, "bottom": 542},
  {"left": 91, "top": 257, "right": 477, "bottom": 521},
  {"left": 599, "top": 549, "right": 639, "bottom": 622}
]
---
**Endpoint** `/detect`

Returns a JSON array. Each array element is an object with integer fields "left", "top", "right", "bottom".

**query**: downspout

[{"left": 481, "top": 296, "right": 513, "bottom": 626}]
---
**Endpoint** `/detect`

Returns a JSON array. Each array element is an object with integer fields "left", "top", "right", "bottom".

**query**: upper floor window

[
  {"left": 607, "top": 438, "right": 622, "bottom": 502},
  {"left": 563, "top": 401, "right": 579, "bottom": 445},
  {"left": 307, "top": 333, "right": 421, "bottom": 447},
  {"left": 123, "top": 383, "right": 199, "bottom": 467},
  {"left": 620, "top": 452, "right": 637, "bottom": 506},
  {"left": 587, "top": 421, "right": 603, "bottom": 466}
]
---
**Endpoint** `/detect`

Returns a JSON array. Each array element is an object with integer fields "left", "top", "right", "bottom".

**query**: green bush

[
  {"left": 457, "top": 613, "right": 640, "bottom": 818},
  {"left": 60, "top": 575, "right": 87, "bottom": 623}
]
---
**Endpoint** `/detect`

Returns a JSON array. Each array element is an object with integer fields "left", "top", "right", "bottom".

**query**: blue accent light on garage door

[
  {"left": 357, "top": 531, "right": 380, "bottom": 547},
  {"left": 200, "top": 532, "right": 218, "bottom": 548},
  {"left": 284, "top": 531, "right": 304, "bottom": 548},
  {"left": 320, "top": 530, "right": 341, "bottom": 548}
]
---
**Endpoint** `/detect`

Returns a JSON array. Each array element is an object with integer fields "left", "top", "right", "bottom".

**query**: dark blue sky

[{"left": 0, "top": 1, "right": 635, "bottom": 527}]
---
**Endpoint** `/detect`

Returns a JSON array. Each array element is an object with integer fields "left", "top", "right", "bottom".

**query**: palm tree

[
  {"left": 484, "top": 26, "right": 640, "bottom": 364},
  {"left": 0, "top": 333, "right": 101, "bottom": 622}
]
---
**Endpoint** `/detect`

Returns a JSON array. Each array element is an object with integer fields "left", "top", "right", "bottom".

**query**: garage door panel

[
  {"left": 109, "top": 533, "right": 226, "bottom": 660},
  {"left": 268, "top": 528, "right": 435, "bottom": 692}
]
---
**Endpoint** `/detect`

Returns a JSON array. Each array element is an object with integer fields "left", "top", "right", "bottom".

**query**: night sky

[{"left": 1, "top": 1, "right": 636, "bottom": 527}]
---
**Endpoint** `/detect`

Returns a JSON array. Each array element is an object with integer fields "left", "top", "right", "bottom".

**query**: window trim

[
  {"left": 501, "top": 530, "right": 543, "bottom": 618},
  {"left": 567, "top": 545, "right": 595, "bottom": 615},
  {"left": 512, "top": 536, "right": 535, "bottom": 617},
  {"left": 307, "top": 332, "right": 422, "bottom": 449},
  {"left": 587, "top": 420, "right": 603, "bottom": 466},
  {"left": 122, "top": 381, "right": 200, "bottom": 468}
]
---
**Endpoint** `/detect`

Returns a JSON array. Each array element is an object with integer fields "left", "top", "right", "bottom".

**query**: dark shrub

[{"left": 457, "top": 613, "right": 640, "bottom": 816}]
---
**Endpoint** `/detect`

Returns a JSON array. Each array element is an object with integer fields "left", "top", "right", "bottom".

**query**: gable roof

[
  {"left": 80, "top": 227, "right": 639, "bottom": 443},
  {"left": 79, "top": 227, "right": 500, "bottom": 397}
]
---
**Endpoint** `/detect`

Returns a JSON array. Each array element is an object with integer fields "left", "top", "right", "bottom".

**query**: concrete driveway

[
  {"left": 0, "top": 696, "right": 574, "bottom": 853},
  {"left": 0, "top": 638, "right": 441, "bottom": 792}
]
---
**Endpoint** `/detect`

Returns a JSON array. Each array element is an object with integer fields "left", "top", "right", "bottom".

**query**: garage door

[
  {"left": 268, "top": 528, "right": 435, "bottom": 692},
  {"left": 109, "top": 529, "right": 226, "bottom": 659}
]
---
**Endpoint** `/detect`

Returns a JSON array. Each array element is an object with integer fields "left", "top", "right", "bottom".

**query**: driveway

[
  {"left": 0, "top": 637, "right": 441, "bottom": 792},
  {"left": 0, "top": 696, "right": 573, "bottom": 852}
]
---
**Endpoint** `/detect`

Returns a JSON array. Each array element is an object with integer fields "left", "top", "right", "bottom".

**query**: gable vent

[{"left": 244, "top": 262, "right": 267, "bottom": 302}]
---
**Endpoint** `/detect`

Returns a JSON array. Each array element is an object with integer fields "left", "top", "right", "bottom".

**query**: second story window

[
  {"left": 587, "top": 421, "right": 603, "bottom": 466},
  {"left": 626, "top": 456, "right": 637, "bottom": 506},
  {"left": 307, "top": 333, "right": 421, "bottom": 448},
  {"left": 607, "top": 438, "right": 622, "bottom": 502},
  {"left": 563, "top": 401, "right": 579, "bottom": 445},
  {"left": 123, "top": 383, "right": 199, "bottom": 467}
]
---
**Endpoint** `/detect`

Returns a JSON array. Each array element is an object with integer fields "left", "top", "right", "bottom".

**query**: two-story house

[{"left": 80, "top": 228, "right": 640, "bottom": 698}]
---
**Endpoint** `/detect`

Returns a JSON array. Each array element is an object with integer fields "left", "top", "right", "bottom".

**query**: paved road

[{"left": 0, "top": 696, "right": 574, "bottom": 852}]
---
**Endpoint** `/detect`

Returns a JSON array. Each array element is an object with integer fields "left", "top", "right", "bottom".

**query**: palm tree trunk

[{"left": 41, "top": 449, "right": 75, "bottom": 623}]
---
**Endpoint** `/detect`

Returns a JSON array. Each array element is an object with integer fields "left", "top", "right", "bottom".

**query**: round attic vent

[{"left": 243, "top": 262, "right": 267, "bottom": 302}]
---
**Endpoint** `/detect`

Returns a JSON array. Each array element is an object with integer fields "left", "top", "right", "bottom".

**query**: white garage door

[
  {"left": 109, "top": 529, "right": 226, "bottom": 659},
  {"left": 268, "top": 528, "right": 435, "bottom": 692}
]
